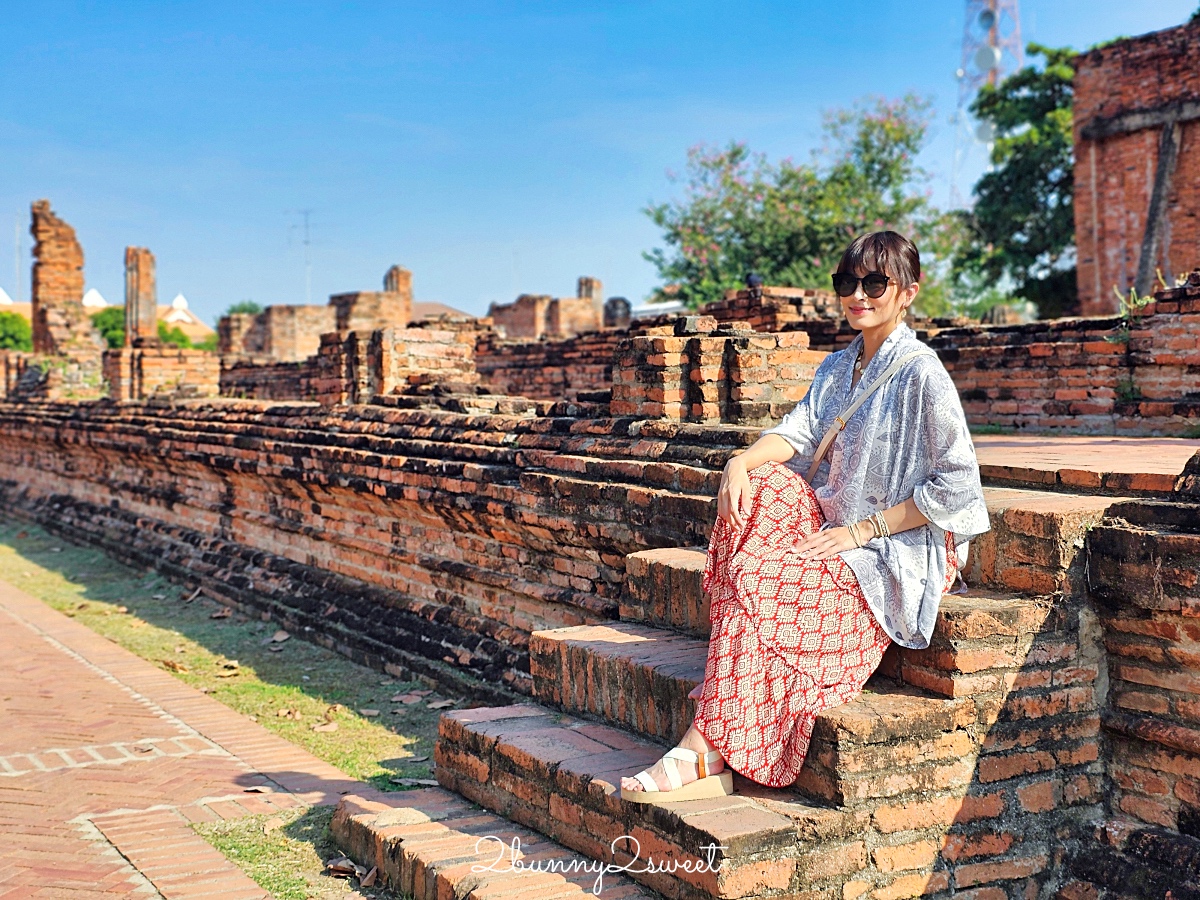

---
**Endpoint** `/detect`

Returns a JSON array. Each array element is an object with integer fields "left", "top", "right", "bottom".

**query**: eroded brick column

[
  {"left": 29, "top": 200, "right": 90, "bottom": 355},
  {"left": 123, "top": 247, "right": 158, "bottom": 346}
]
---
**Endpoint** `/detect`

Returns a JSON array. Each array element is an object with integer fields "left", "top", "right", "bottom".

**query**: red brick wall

[
  {"left": 218, "top": 306, "right": 337, "bottom": 362},
  {"left": 219, "top": 359, "right": 318, "bottom": 401},
  {"left": 926, "top": 277, "right": 1200, "bottom": 435},
  {"left": 475, "top": 331, "right": 621, "bottom": 401},
  {"left": 103, "top": 347, "right": 220, "bottom": 400},
  {"left": 1074, "top": 20, "right": 1200, "bottom": 315}
]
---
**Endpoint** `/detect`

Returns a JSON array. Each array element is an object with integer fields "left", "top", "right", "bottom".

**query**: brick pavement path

[{"left": 0, "top": 578, "right": 388, "bottom": 900}]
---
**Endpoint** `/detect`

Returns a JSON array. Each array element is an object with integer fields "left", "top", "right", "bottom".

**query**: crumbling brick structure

[
  {"left": 330, "top": 266, "right": 412, "bottom": 334},
  {"left": 29, "top": 200, "right": 96, "bottom": 356},
  {"left": 1074, "top": 18, "right": 1200, "bottom": 315},
  {"left": 929, "top": 271, "right": 1200, "bottom": 435},
  {"left": 6, "top": 373, "right": 1200, "bottom": 896},
  {"left": 487, "top": 276, "right": 605, "bottom": 339},
  {"left": 123, "top": 247, "right": 157, "bottom": 346},
  {"left": 611, "top": 316, "right": 825, "bottom": 425},
  {"left": 220, "top": 266, "right": 416, "bottom": 364},
  {"left": 103, "top": 346, "right": 220, "bottom": 401},
  {"left": 219, "top": 305, "right": 337, "bottom": 362}
]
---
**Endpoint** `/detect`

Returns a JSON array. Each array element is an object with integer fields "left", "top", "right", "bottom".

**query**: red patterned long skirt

[{"left": 692, "top": 461, "right": 957, "bottom": 788}]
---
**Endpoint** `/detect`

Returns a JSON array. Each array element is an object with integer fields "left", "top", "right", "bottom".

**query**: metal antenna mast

[
  {"left": 13, "top": 217, "right": 20, "bottom": 303},
  {"left": 287, "top": 209, "right": 315, "bottom": 305},
  {"left": 950, "top": 0, "right": 1024, "bottom": 208}
]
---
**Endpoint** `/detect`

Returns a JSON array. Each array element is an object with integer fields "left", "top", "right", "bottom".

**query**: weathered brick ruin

[
  {"left": 123, "top": 246, "right": 158, "bottom": 346},
  {"left": 1074, "top": 18, "right": 1200, "bottom": 315},
  {"left": 487, "top": 276, "right": 606, "bottom": 339},
  {"left": 29, "top": 199, "right": 95, "bottom": 356}
]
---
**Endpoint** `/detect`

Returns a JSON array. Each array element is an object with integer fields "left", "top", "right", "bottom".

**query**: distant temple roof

[
  {"left": 0, "top": 286, "right": 13, "bottom": 305},
  {"left": 82, "top": 288, "right": 108, "bottom": 308}
]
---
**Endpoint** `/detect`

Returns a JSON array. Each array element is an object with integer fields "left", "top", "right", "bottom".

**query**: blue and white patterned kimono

[{"left": 761, "top": 322, "right": 990, "bottom": 649}]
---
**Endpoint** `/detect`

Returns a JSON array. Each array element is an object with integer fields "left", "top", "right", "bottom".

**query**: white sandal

[{"left": 621, "top": 747, "right": 733, "bottom": 805}]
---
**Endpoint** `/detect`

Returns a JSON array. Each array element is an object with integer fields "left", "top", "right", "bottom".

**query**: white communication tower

[{"left": 950, "top": 0, "right": 1024, "bottom": 208}]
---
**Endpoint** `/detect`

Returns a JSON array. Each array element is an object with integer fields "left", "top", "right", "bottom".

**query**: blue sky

[{"left": 1, "top": 1, "right": 1196, "bottom": 324}]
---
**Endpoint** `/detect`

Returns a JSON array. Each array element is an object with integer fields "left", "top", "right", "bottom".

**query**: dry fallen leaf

[
  {"left": 76, "top": 602, "right": 89, "bottom": 610},
  {"left": 160, "top": 659, "right": 188, "bottom": 673},
  {"left": 269, "top": 630, "right": 290, "bottom": 643},
  {"left": 358, "top": 708, "right": 380, "bottom": 718},
  {"left": 210, "top": 608, "right": 232, "bottom": 619},
  {"left": 324, "top": 856, "right": 364, "bottom": 878},
  {"left": 263, "top": 815, "right": 285, "bottom": 834},
  {"left": 390, "top": 693, "right": 423, "bottom": 705},
  {"left": 152, "top": 593, "right": 166, "bottom": 600},
  {"left": 426, "top": 699, "right": 455, "bottom": 710},
  {"left": 174, "top": 645, "right": 185, "bottom": 653},
  {"left": 184, "top": 587, "right": 202, "bottom": 602},
  {"left": 276, "top": 707, "right": 301, "bottom": 719},
  {"left": 312, "top": 721, "right": 338, "bottom": 733},
  {"left": 325, "top": 703, "right": 343, "bottom": 718},
  {"left": 360, "top": 866, "right": 378, "bottom": 887},
  {"left": 132, "top": 744, "right": 154, "bottom": 754},
  {"left": 215, "top": 670, "right": 239, "bottom": 679},
  {"left": 222, "top": 660, "right": 240, "bottom": 669},
  {"left": 406, "top": 755, "right": 430, "bottom": 763},
  {"left": 411, "top": 689, "right": 434, "bottom": 696},
  {"left": 389, "top": 777, "right": 439, "bottom": 787},
  {"left": 115, "top": 605, "right": 128, "bottom": 614},
  {"left": 268, "top": 645, "right": 285, "bottom": 653}
]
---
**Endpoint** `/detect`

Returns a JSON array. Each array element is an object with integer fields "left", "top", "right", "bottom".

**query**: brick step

[
  {"left": 434, "top": 703, "right": 965, "bottom": 900},
  {"left": 529, "top": 620, "right": 1002, "bottom": 811},
  {"left": 330, "top": 787, "right": 659, "bottom": 899},
  {"left": 529, "top": 606, "right": 1074, "bottom": 740},
  {"left": 620, "top": 488, "right": 1122, "bottom": 642},
  {"left": 1086, "top": 500, "right": 1200, "bottom": 610},
  {"left": 621, "top": 550, "right": 1069, "bottom": 699}
]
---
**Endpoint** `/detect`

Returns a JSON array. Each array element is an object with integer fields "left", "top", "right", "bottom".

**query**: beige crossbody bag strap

[{"left": 805, "top": 350, "right": 933, "bottom": 483}]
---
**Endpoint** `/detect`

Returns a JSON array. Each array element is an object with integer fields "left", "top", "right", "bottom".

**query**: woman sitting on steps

[{"left": 620, "top": 230, "right": 991, "bottom": 804}]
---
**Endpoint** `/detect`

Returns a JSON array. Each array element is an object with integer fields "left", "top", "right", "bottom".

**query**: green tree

[
  {"left": 955, "top": 44, "right": 1076, "bottom": 318},
  {"left": 194, "top": 333, "right": 219, "bottom": 352},
  {"left": 224, "top": 300, "right": 262, "bottom": 316},
  {"left": 158, "top": 321, "right": 192, "bottom": 348},
  {"left": 0, "top": 310, "right": 33, "bottom": 351},
  {"left": 644, "top": 95, "right": 953, "bottom": 313},
  {"left": 91, "top": 307, "right": 125, "bottom": 349}
]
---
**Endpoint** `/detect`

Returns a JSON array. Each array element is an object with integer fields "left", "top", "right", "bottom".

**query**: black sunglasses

[{"left": 831, "top": 272, "right": 893, "bottom": 299}]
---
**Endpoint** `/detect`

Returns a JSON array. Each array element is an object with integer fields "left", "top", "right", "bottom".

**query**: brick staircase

[{"left": 430, "top": 485, "right": 1113, "bottom": 899}]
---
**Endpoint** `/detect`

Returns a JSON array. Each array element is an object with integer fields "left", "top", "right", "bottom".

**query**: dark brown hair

[{"left": 835, "top": 231, "right": 920, "bottom": 287}]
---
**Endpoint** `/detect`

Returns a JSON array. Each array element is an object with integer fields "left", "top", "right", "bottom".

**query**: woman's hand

[
  {"left": 717, "top": 458, "right": 752, "bottom": 528},
  {"left": 792, "top": 526, "right": 860, "bottom": 561}
]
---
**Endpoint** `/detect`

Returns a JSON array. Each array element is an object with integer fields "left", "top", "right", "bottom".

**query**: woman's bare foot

[{"left": 620, "top": 724, "right": 723, "bottom": 794}]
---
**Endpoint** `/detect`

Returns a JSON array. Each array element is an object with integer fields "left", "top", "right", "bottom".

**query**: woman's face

[{"left": 839, "top": 267, "right": 919, "bottom": 331}]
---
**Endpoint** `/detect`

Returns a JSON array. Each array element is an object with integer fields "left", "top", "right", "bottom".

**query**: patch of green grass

[
  {"left": 195, "top": 806, "right": 405, "bottom": 899},
  {"left": 970, "top": 424, "right": 1014, "bottom": 436},
  {"left": 0, "top": 518, "right": 451, "bottom": 792}
]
